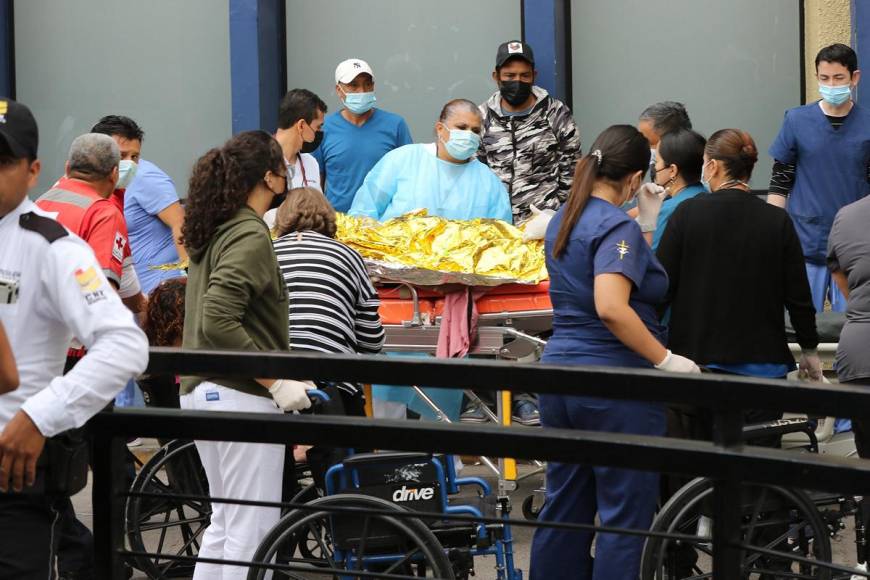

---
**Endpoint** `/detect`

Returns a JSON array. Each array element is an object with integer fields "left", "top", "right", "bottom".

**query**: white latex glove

[
  {"left": 269, "top": 379, "right": 315, "bottom": 411},
  {"left": 635, "top": 182, "right": 667, "bottom": 232},
  {"left": 522, "top": 204, "right": 557, "bottom": 242},
  {"left": 798, "top": 349, "right": 823, "bottom": 381},
  {"left": 655, "top": 350, "right": 701, "bottom": 374}
]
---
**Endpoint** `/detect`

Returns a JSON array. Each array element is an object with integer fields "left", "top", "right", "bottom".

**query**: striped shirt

[{"left": 273, "top": 230, "right": 384, "bottom": 394}]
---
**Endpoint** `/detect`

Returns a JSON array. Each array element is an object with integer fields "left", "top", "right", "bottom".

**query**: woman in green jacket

[{"left": 180, "top": 130, "right": 312, "bottom": 580}]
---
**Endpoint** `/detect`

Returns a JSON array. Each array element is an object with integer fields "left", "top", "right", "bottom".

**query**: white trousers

[{"left": 180, "top": 382, "right": 285, "bottom": 580}]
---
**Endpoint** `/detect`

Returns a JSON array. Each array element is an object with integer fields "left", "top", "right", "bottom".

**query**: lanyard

[{"left": 297, "top": 157, "right": 309, "bottom": 187}]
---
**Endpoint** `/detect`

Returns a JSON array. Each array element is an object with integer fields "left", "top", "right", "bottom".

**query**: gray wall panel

[
  {"left": 286, "top": 0, "right": 522, "bottom": 143},
  {"left": 571, "top": 1, "right": 801, "bottom": 188},
  {"left": 15, "top": 0, "right": 231, "bottom": 197}
]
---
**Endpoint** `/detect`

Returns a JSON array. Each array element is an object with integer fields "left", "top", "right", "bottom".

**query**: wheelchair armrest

[
  {"left": 341, "top": 451, "right": 432, "bottom": 467},
  {"left": 742, "top": 417, "right": 815, "bottom": 439},
  {"left": 452, "top": 476, "right": 492, "bottom": 496}
]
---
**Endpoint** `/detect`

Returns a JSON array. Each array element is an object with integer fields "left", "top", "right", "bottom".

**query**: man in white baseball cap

[{"left": 310, "top": 58, "right": 413, "bottom": 213}]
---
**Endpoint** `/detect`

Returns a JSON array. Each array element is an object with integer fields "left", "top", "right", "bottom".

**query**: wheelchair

[
  {"left": 248, "top": 450, "right": 523, "bottom": 579},
  {"left": 640, "top": 414, "right": 861, "bottom": 579}
]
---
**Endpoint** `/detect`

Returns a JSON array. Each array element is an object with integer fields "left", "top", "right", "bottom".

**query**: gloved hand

[
  {"left": 798, "top": 349, "right": 823, "bottom": 381},
  {"left": 269, "top": 379, "right": 315, "bottom": 411},
  {"left": 635, "top": 182, "right": 667, "bottom": 233},
  {"left": 655, "top": 350, "right": 701, "bottom": 374},
  {"left": 522, "top": 204, "right": 557, "bottom": 242}
]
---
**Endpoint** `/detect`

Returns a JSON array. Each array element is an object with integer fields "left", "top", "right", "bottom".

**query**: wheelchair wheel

[
  {"left": 640, "top": 477, "right": 832, "bottom": 579},
  {"left": 247, "top": 494, "right": 455, "bottom": 579},
  {"left": 125, "top": 440, "right": 211, "bottom": 579}
]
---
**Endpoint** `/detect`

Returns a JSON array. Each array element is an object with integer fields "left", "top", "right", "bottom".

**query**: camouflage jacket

[{"left": 478, "top": 86, "right": 581, "bottom": 223}]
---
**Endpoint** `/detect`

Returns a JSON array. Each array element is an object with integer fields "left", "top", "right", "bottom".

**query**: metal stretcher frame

[{"left": 377, "top": 283, "right": 551, "bottom": 492}]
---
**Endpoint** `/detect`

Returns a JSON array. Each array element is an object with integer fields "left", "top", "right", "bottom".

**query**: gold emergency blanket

[{"left": 336, "top": 210, "right": 548, "bottom": 286}]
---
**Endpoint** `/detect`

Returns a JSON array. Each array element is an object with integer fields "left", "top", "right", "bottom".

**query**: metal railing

[{"left": 87, "top": 347, "right": 870, "bottom": 579}]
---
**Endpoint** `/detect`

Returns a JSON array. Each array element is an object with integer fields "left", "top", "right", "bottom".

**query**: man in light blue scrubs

[
  {"left": 768, "top": 44, "right": 870, "bottom": 312},
  {"left": 312, "top": 59, "right": 413, "bottom": 212}
]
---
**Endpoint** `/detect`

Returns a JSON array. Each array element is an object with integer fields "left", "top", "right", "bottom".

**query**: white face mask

[{"left": 116, "top": 159, "right": 138, "bottom": 189}]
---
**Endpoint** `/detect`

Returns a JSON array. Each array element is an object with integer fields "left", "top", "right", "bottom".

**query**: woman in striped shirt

[{"left": 273, "top": 187, "right": 384, "bottom": 415}]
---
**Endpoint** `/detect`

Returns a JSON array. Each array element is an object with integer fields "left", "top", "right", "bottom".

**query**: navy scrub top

[
  {"left": 543, "top": 197, "right": 668, "bottom": 368},
  {"left": 769, "top": 101, "right": 870, "bottom": 264}
]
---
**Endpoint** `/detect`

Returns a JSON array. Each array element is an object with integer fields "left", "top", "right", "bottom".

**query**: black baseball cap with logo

[
  {"left": 496, "top": 40, "right": 535, "bottom": 68},
  {"left": 0, "top": 98, "right": 38, "bottom": 160}
]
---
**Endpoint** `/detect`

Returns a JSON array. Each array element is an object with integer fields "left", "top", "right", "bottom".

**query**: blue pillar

[
  {"left": 853, "top": 0, "right": 870, "bottom": 103},
  {"left": 522, "top": 0, "right": 572, "bottom": 107},
  {"left": 229, "top": 0, "right": 285, "bottom": 134},
  {"left": 0, "top": 0, "right": 14, "bottom": 98}
]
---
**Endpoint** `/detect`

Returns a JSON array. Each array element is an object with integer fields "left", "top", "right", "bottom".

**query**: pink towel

[{"left": 437, "top": 287, "right": 487, "bottom": 359}]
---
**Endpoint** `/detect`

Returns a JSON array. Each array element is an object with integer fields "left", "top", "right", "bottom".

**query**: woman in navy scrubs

[{"left": 529, "top": 125, "right": 701, "bottom": 580}]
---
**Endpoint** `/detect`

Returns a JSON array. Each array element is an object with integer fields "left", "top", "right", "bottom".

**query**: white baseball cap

[{"left": 335, "top": 59, "right": 374, "bottom": 85}]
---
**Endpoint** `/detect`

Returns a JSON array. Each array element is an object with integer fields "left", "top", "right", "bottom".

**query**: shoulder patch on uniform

[{"left": 19, "top": 212, "right": 69, "bottom": 243}]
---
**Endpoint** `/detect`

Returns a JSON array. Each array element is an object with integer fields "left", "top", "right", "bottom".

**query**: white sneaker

[
  {"left": 852, "top": 561, "right": 868, "bottom": 580},
  {"left": 126, "top": 437, "right": 143, "bottom": 448}
]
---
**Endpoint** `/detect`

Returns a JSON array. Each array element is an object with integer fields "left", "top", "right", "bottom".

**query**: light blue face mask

[
  {"left": 116, "top": 160, "right": 138, "bottom": 189},
  {"left": 700, "top": 160, "right": 712, "bottom": 192},
  {"left": 342, "top": 90, "right": 377, "bottom": 114},
  {"left": 443, "top": 129, "right": 481, "bottom": 161},
  {"left": 819, "top": 83, "right": 852, "bottom": 106}
]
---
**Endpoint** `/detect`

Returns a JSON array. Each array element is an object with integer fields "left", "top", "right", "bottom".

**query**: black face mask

[
  {"left": 301, "top": 130, "right": 323, "bottom": 154},
  {"left": 499, "top": 80, "right": 533, "bottom": 107},
  {"left": 269, "top": 191, "right": 286, "bottom": 211}
]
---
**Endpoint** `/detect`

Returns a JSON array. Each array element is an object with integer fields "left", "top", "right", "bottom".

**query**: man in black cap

[
  {"left": 478, "top": 40, "right": 581, "bottom": 226},
  {"left": 0, "top": 98, "right": 148, "bottom": 579},
  {"left": 473, "top": 41, "right": 581, "bottom": 426}
]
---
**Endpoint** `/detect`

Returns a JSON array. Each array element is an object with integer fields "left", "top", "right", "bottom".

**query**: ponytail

[
  {"left": 552, "top": 154, "right": 599, "bottom": 258},
  {"left": 550, "top": 124, "right": 651, "bottom": 259}
]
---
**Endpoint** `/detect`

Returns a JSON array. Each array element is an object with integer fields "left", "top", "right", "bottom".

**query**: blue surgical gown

[{"left": 349, "top": 143, "right": 513, "bottom": 224}]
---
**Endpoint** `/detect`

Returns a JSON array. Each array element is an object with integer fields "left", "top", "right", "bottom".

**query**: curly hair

[
  {"left": 181, "top": 130, "right": 285, "bottom": 254},
  {"left": 143, "top": 277, "right": 187, "bottom": 347},
  {"left": 275, "top": 187, "right": 337, "bottom": 238}
]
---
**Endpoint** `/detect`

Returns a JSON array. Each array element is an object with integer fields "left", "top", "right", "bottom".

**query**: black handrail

[
  {"left": 87, "top": 348, "right": 870, "bottom": 579},
  {"left": 147, "top": 347, "right": 870, "bottom": 417}
]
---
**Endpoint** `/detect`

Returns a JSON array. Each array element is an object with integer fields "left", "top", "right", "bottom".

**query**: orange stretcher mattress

[
  {"left": 378, "top": 299, "right": 437, "bottom": 325},
  {"left": 377, "top": 282, "right": 551, "bottom": 324}
]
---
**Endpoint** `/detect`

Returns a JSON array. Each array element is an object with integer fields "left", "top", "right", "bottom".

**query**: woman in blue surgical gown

[{"left": 350, "top": 98, "right": 511, "bottom": 422}]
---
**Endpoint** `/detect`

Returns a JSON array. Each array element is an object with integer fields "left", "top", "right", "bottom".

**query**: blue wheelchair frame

[{"left": 324, "top": 453, "right": 522, "bottom": 580}]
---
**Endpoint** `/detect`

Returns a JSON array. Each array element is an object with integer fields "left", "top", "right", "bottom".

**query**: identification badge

[{"left": 0, "top": 275, "right": 20, "bottom": 304}]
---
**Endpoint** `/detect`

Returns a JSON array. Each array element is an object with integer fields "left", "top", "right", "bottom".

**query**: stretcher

[{"left": 376, "top": 282, "right": 552, "bottom": 493}]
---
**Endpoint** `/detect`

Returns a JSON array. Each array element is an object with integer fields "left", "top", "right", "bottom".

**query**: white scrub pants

[{"left": 180, "top": 382, "right": 285, "bottom": 580}]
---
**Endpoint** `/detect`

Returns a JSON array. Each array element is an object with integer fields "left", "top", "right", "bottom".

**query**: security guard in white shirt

[{"left": 0, "top": 98, "right": 149, "bottom": 579}]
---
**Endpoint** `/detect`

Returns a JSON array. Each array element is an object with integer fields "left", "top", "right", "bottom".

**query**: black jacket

[{"left": 656, "top": 189, "right": 818, "bottom": 365}]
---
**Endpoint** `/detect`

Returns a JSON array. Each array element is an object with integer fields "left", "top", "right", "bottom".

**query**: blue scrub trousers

[
  {"left": 806, "top": 262, "right": 846, "bottom": 312},
  {"left": 529, "top": 395, "right": 666, "bottom": 580}
]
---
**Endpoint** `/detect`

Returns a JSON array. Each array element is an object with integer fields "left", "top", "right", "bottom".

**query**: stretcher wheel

[
  {"left": 125, "top": 439, "right": 211, "bottom": 579},
  {"left": 522, "top": 494, "right": 542, "bottom": 520},
  {"left": 247, "top": 494, "right": 455, "bottom": 579},
  {"left": 640, "top": 477, "right": 831, "bottom": 579}
]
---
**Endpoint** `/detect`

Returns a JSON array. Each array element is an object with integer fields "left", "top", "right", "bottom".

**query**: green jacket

[{"left": 181, "top": 206, "right": 289, "bottom": 398}]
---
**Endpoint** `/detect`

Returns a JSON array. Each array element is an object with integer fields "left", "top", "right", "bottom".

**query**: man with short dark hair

[
  {"left": 768, "top": 43, "right": 870, "bottom": 312},
  {"left": 478, "top": 40, "right": 581, "bottom": 224},
  {"left": 276, "top": 88, "right": 327, "bottom": 191},
  {"left": 91, "top": 115, "right": 186, "bottom": 295},
  {"left": 263, "top": 89, "right": 328, "bottom": 227}
]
